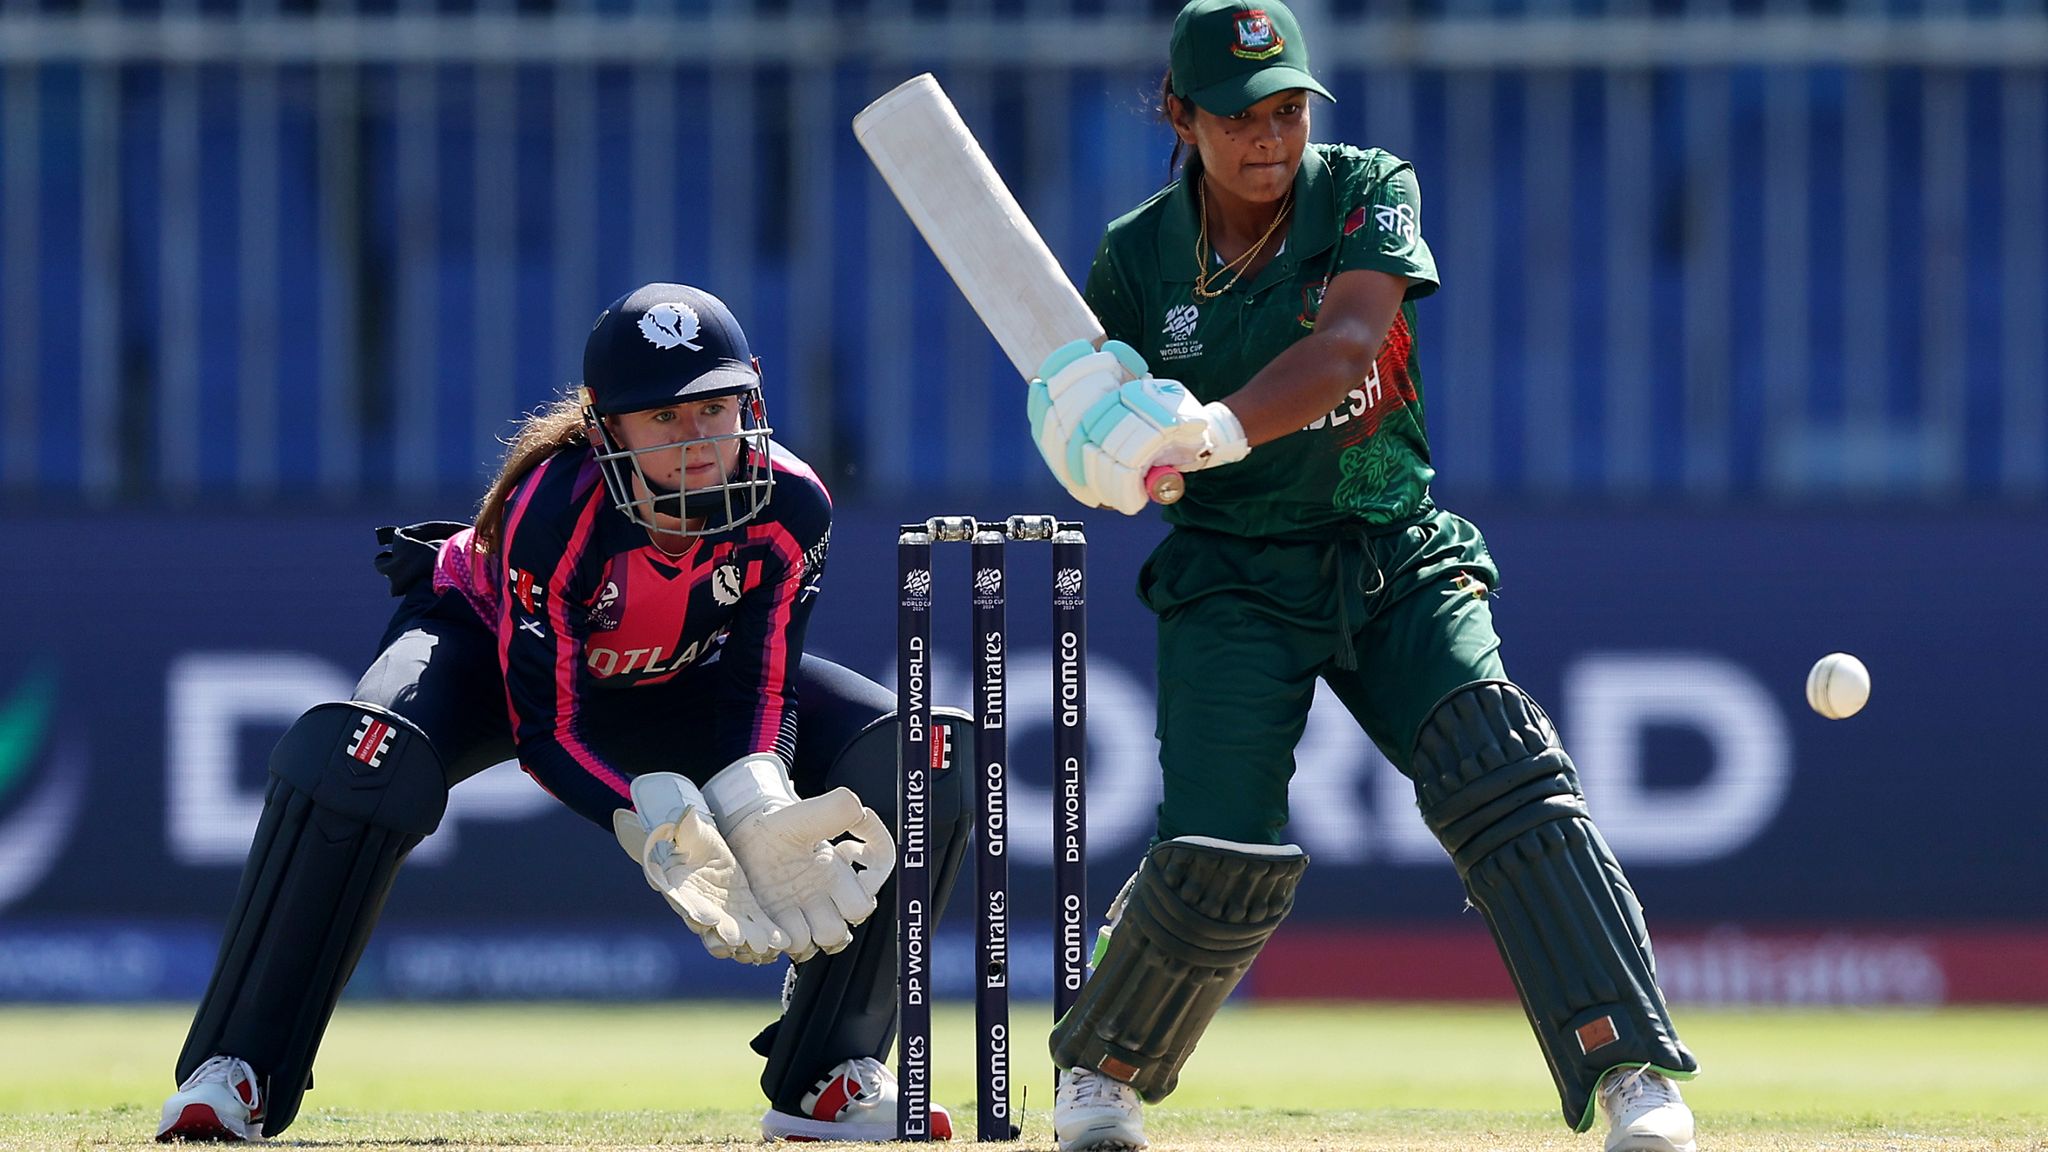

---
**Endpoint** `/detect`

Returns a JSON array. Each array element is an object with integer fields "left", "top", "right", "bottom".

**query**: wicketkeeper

[{"left": 158, "top": 284, "right": 973, "bottom": 1143}]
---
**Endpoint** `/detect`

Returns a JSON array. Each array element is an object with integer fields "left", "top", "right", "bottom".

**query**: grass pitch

[{"left": 3, "top": 1002, "right": 2045, "bottom": 1150}]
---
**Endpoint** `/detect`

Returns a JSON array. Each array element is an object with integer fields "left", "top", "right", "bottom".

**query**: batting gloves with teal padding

[{"left": 1027, "top": 339, "right": 1248, "bottom": 515}]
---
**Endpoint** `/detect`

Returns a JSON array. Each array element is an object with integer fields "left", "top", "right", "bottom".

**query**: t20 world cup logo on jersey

[
  {"left": 586, "top": 580, "right": 622, "bottom": 631},
  {"left": 1160, "top": 303, "right": 1204, "bottom": 362}
]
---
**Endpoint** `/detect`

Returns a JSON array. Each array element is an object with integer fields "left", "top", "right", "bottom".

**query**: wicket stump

[{"left": 896, "top": 514, "right": 1088, "bottom": 1141}]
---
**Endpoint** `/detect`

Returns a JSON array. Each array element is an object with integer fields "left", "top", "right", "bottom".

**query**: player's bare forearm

[
  {"left": 1220, "top": 268, "right": 1409, "bottom": 447},
  {"left": 1223, "top": 325, "right": 1380, "bottom": 446}
]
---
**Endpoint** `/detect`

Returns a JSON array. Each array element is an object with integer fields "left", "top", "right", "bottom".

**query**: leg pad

[
  {"left": 1413, "top": 680, "right": 1697, "bottom": 1129},
  {"left": 1050, "top": 836, "right": 1306, "bottom": 1103},
  {"left": 756, "top": 707, "right": 974, "bottom": 1113},
  {"left": 176, "top": 702, "right": 447, "bottom": 1136}
]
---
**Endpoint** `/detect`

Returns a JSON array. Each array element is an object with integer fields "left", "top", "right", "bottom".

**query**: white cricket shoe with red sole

[
  {"left": 1599, "top": 1063, "right": 1697, "bottom": 1152},
  {"left": 156, "top": 1054, "right": 264, "bottom": 1142},
  {"left": 1054, "top": 1066, "right": 1147, "bottom": 1152},
  {"left": 761, "top": 1056, "right": 953, "bottom": 1142}
]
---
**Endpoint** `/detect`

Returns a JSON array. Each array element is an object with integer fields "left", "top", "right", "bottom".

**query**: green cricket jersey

[{"left": 1083, "top": 143, "right": 1441, "bottom": 538}]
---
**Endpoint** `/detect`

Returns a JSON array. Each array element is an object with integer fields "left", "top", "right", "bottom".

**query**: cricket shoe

[
  {"left": 156, "top": 1054, "right": 264, "bottom": 1142},
  {"left": 1054, "top": 1066, "right": 1147, "bottom": 1151},
  {"left": 1598, "top": 1063, "right": 1697, "bottom": 1152},
  {"left": 760, "top": 1056, "right": 954, "bottom": 1142}
]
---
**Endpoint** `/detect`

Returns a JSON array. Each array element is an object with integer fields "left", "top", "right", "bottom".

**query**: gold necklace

[{"left": 1193, "top": 180, "right": 1293, "bottom": 301}]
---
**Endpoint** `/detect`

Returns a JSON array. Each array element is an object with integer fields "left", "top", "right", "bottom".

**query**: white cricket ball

[{"left": 1806, "top": 653, "right": 1871, "bottom": 719}]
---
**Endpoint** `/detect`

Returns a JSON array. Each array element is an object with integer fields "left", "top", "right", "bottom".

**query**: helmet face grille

[{"left": 585, "top": 392, "right": 776, "bottom": 538}]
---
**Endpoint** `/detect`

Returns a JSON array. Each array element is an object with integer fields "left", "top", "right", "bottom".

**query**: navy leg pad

[
  {"left": 757, "top": 707, "right": 973, "bottom": 1114},
  {"left": 1413, "top": 680, "right": 1697, "bottom": 1129},
  {"left": 176, "top": 702, "right": 447, "bottom": 1136}
]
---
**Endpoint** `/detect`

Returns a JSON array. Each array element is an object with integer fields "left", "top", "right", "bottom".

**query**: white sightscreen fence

[{"left": 0, "top": 2, "right": 2043, "bottom": 503}]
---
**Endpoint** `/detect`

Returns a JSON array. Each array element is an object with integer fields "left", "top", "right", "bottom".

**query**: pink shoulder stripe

[
  {"left": 768, "top": 448, "right": 830, "bottom": 505},
  {"left": 771, "top": 452, "right": 818, "bottom": 482},
  {"left": 745, "top": 520, "right": 806, "bottom": 752},
  {"left": 546, "top": 477, "right": 632, "bottom": 801},
  {"left": 496, "top": 453, "right": 631, "bottom": 803},
  {"left": 495, "top": 455, "right": 553, "bottom": 736}
]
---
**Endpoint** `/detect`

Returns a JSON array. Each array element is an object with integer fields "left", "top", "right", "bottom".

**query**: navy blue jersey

[{"left": 435, "top": 439, "right": 832, "bottom": 824}]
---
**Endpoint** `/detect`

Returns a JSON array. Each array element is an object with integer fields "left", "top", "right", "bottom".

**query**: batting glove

[
  {"left": 1029, "top": 340, "right": 1150, "bottom": 508},
  {"left": 1158, "top": 397, "right": 1251, "bottom": 472},
  {"left": 1029, "top": 340, "right": 1249, "bottom": 515},
  {"left": 703, "top": 753, "right": 895, "bottom": 964},
  {"left": 612, "top": 772, "right": 790, "bottom": 965}
]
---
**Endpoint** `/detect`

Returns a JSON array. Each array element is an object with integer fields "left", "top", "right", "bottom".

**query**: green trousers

[{"left": 1139, "top": 506, "right": 1505, "bottom": 844}]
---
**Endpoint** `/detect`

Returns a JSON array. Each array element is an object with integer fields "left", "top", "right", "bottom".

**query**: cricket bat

[{"left": 853, "top": 73, "right": 1184, "bottom": 505}]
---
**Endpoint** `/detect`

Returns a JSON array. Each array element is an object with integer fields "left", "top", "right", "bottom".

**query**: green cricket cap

[{"left": 1169, "top": 0, "right": 1334, "bottom": 117}]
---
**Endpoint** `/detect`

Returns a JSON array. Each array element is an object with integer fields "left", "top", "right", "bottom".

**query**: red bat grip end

[{"left": 1146, "top": 466, "right": 1185, "bottom": 505}]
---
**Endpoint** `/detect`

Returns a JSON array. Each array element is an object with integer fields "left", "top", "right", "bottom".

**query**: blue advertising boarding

[{"left": 0, "top": 501, "right": 2042, "bottom": 1001}]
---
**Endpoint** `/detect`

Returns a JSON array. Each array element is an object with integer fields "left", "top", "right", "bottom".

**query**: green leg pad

[
  {"left": 1414, "top": 680, "right": 1697, "bottom": 1129},
  {"left": 1049, "top": 836, "right": 1308, "bottom": 1103}
]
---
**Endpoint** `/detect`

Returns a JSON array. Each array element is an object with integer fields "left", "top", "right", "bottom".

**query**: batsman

[{"left": 1032, "top": 2, "right": 1701, "bottom": 1150}]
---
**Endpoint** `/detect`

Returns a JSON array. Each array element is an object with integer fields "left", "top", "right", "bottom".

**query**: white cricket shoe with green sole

[
  {"left": 1599, "top": 1063, "right": 1697, "bottom": 1152},
  {"left": 1054, "top": 1067, "right": 1147, "bottom": 1152}
]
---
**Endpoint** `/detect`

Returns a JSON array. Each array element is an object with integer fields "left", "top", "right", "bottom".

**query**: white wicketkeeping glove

[
  {"left": 703, "top": 753, "right": 896, "bottom": 964},
  {"left": 612, "top": 772, "right": 790, "bottom": 965}
]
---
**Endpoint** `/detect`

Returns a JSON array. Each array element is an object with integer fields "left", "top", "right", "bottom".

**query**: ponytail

[
  {"left": 1158, "top": 70, "right": 1202, "bottom": 183},
  {"left": 471, "top": 395, "right": 588, "bottom": 554}
]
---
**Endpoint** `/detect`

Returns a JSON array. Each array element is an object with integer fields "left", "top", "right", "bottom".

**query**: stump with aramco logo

[{"left": 897, "top": 515, "right": 1088, "bottom": 1142}]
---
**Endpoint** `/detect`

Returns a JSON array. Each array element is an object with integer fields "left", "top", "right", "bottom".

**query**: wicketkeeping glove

[
  {"left": 703, "top": 753, "right": 896, "bottom": 964},
  {"left": 612, "top": 772, "right": 790, "bottom": 965}
]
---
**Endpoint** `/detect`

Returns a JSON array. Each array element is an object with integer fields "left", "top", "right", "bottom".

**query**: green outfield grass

[{"left": 2, "top": 1002, "right": 2044, "bottom": 1150}]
